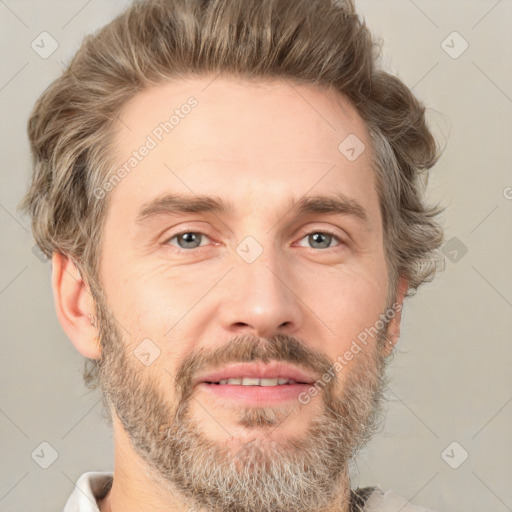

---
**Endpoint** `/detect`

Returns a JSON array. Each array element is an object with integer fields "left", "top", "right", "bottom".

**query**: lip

[
  {"left": 193, "top": 361, "right": 317, "bottom": 386},
  {"left": 197, "top": 381, "right": 313, "bottom": 405}
]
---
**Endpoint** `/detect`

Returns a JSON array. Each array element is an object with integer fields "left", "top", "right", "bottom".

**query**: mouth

[
  {"left": 205, "top": 377, "right": 308, "bottom": 386},
  {"left": 194, "top": 362, "right": 317, "bottom": 405}
]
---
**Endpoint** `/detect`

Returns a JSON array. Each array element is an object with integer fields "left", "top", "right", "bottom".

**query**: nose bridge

[{"left": 237, "top": 237, "right": 285, "bottom": 301}]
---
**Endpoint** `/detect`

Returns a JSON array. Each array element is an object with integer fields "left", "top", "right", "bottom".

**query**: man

[{"left": 20, "top": 0, "right": 445, "bottom": 510}]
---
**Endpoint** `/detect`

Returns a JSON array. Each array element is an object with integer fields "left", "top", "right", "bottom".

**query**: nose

[{"left": 219, "top": 246, "right": 303, "bottom": 340}]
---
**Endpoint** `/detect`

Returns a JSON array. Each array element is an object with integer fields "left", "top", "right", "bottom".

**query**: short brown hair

[{"left": 20, "top": 0, "right": 445, "bottom": 336}]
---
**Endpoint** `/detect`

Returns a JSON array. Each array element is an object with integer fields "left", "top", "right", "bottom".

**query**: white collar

[{"left": 63, "top": 472, "right": 113, "bottom": 512}]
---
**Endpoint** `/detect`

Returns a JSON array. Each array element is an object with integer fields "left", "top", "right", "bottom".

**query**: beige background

[{"left": 1, "top": 1, "right": 511, "bottom": 511}]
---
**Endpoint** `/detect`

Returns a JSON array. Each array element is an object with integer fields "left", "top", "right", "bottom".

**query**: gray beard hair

[{"left": 95, "top": 297, "right": 391, "bottom": 512}]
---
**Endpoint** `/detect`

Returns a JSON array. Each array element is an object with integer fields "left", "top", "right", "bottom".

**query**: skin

[{"left": 52, "top": 76, "right": 408, "bottom": 512}]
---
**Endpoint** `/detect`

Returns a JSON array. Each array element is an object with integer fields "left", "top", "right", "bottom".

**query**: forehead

[{"left": 105, "top": 76, "right": 380, "bottom": 227}]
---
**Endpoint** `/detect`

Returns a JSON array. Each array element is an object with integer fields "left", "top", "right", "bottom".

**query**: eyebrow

[{"left": 135, "top": 192, "right": 371, "bottom": 230}]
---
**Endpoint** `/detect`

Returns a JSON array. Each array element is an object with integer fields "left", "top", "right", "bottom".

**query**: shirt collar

[{"left": 63, "top": 472, "right": 113, "bottom": 512}]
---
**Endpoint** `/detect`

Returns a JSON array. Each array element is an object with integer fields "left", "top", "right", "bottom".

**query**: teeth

[
  {"left": 215, "top": 377, "right": 298, "bottom": 386},
  {"left": 242, "top": 377, "right": 260, "bottom": 386},
  {"left": 259, "top": 378, "right": 279, "bottom": 386}
]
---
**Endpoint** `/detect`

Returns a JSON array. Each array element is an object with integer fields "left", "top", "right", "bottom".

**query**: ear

[
  {"left": 383, "top": 275, "right": 409, "bottom": 356},
  {"left": 51, "top": 252, "right": 101, "bottom": 359}
]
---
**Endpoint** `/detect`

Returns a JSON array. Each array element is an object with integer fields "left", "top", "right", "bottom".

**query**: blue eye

[
  {"left": 296, "top": 231, "right": 343, "bottom": 250},
  {"left": 165, "top": 230, "right": 343, "bottom": 252},
  {"left": 166, "top": 232, "right": 211, "bottom": 250}
]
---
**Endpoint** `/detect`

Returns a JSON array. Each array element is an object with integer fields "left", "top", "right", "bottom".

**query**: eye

[
  {"left": 296, "top": 230, "right": 344, "bottom": 250},
  {"left": 165, "top": 231, "right": 212, "bottom": 250},
  {"left": 163, "top": 229, "right": 344, "bottom": 252}
]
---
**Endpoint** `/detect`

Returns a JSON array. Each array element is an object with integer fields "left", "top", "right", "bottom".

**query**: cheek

[
  {"left": 298, "top": 261, "right": 388, "bottom": 337},
  {"left": 104, "top": 260, "right": 213, "bottom": 346}
]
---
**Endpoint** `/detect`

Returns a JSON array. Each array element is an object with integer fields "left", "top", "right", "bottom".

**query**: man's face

[{"left": 92, "top": 77, "right": 398, "bottom": 512}]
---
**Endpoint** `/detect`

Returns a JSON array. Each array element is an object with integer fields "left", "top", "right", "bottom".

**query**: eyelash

[{"left": 163, "top": 229, "right": 345, "bottom": 253}]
